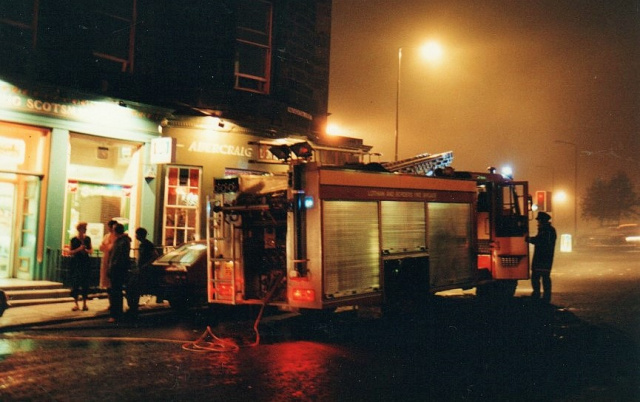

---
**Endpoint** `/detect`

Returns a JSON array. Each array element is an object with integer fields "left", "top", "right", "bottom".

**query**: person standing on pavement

[
  {"left": 99, "top": 220, "right": 117, "bottom": 310},
  {"left": 125, "top": 227, "right": 159, "bottom": 319},
  {"left": 69, "top": 222, "right": 93, "bottom": 312},
  {"left": 137, "top": 227, "right": 160, "bottom": 297},
  {"left": 108, "top": 223, "right": 131, "bottom": 322},
  {"left": 526, "top": 211, "right": 557, "bottom": 302}
]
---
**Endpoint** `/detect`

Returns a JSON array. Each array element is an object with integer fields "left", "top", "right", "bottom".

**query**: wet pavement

[{"left": 0, "top": 294, "right": 169, "bottom": 332}]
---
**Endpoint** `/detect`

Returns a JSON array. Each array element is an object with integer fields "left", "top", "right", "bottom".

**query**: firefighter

[{"left": 526, "top": 212, "right": 557, "bottom": 302}]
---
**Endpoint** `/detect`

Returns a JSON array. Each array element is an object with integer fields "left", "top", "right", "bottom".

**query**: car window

[{"left": 156, "top": 243, "right": 206, "bottom": 264}]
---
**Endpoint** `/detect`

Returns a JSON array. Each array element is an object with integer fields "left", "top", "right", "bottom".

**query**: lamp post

[
  {"left": 555, "top": 140, "right": 578, "bottom": 241},
  {"left": 394, "top": 41, "right": 443, "bottom": 161},
  {"left": 394, "top": 47, "right": 403, "bottom": 162}
]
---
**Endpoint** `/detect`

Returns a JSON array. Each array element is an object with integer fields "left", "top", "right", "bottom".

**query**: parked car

[
  {"left": 152, "top": 241, "right": 208, "bottom": 309},
  {"left": 616, "top": 224, "right": 640, "bottom": 245}
]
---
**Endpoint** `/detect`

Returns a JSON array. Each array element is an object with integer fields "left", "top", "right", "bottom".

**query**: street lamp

[
  {"left": 555, "top": 140, "right": 578, "bottom": 241},
  {"left": 394, "top": 40, "right": 444, "bottom": 161},
  {"left": 326, "top": 123, "right": 343, "bottom": 136},
  {"left": 555, "top": 190, "right": 568, "bottom": 204}
]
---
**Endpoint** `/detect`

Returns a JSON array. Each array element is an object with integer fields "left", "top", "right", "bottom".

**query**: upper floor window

[
  {"left": 235, "top": 0, "right": 272, "bottom": 94},
  {"left": 0, "top": 0, "right": 37, "bottom": 72},
  {"left": 90, "top": 1, "right": 137, "bottom": 73},
  {"left": 0, "top": 0, "right": 136, "bottom": 75}
]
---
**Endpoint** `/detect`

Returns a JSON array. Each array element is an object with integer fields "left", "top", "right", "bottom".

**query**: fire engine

[{"left": 206, "top": 140, "right": 530, "bottom": 312}]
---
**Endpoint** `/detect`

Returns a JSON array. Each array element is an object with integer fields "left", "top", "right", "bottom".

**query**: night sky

[{"left": 328, "top": 0, "right": 640, "bottom": 231}]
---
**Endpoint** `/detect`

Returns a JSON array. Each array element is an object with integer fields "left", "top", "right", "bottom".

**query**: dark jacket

[
  {"left": 528, "top": 223, "right": 557, "bottom": 270},
  {"left": 137, "top": 238, "right": 158, "bottom": 269},
  {"left": 109, "top": 234, "right": 131, "bottom": 280}
]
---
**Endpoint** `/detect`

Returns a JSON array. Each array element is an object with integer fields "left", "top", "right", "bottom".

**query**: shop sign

[
  {"left": 78, "top": 183, "right": 130, "bottom": 198},
  {"left": 150, "top": 137, "right": 176, "bottom": 164},
  {"left": 187, "top": 140, "right": 253, "bottom": 158},
  {"left": 0, "top": 137, "right": 25, "bottom": 166},
  {"left": 0, "top": 79, "right": 162, "bottom": 124},
  {"left": 67, "top": 181, "right": 131, "bottom": 198}
]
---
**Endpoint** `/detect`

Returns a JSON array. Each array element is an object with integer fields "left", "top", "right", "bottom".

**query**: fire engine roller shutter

[
  {"left": 427, "top": 202, "right": 475, "bottom": 288},
  {"left": 322, "top": 201, "right": 380, "bottom": 298},
  {"left": 380, "top": 201, "right": 426, "bottom": 253}
]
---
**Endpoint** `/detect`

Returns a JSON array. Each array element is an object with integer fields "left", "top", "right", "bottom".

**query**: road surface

[{"left": 0, "top": 246, "right": 637, "bottom": 401}]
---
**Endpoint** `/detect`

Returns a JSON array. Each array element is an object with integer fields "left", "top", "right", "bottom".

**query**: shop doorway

[{"left": 0, "top": 174, "right": 41, "bottom": 279}]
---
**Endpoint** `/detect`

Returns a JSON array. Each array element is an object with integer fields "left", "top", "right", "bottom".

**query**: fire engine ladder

[
  {"left": 381, "top": 151, "right": 454, "bottom": 175},
  {"left": 206, "top": 193, "right": 239, "bottom": 305}
]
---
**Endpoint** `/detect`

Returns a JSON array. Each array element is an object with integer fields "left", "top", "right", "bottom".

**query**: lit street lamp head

[{"left": 420, "top": 40, "right": 444, "bottom": 64}]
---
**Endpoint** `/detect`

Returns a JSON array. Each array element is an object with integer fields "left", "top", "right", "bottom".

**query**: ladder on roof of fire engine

[
  {"left": 381, "top": 151, "right": 454, "bottom": 175},
  {"left": 206, "top": 193, "right": 239, "bottom": 305}
]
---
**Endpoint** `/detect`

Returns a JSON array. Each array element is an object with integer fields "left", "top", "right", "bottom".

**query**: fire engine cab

[{"left": 207, "top": 140, "right": 530, "bottom": 312}]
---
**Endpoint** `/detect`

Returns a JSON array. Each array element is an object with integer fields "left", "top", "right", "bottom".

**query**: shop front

[{"left": 0, "top": 77, "right": 166, "bottom": 282}]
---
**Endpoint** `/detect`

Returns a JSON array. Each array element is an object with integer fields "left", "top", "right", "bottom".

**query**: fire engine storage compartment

[
  {"left": 210, "top": 174, "right": 290, "bottom": 305},
  {"left": 309, "top": 164, "right": 478, "bottom": 310}
]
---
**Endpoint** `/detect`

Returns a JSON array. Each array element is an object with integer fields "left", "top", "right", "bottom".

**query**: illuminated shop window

[
  {"left": 162, "top": 166, "right": 202, "bottom": 248},
  {"left": 235, "top": 0, "right": 272, "bottom": 94},
  {"left": 65, "top": 133, "right": 142, "bottom": 249},
  {"left": 64, "top": 182, "right": 132, "bottom": 249}
]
